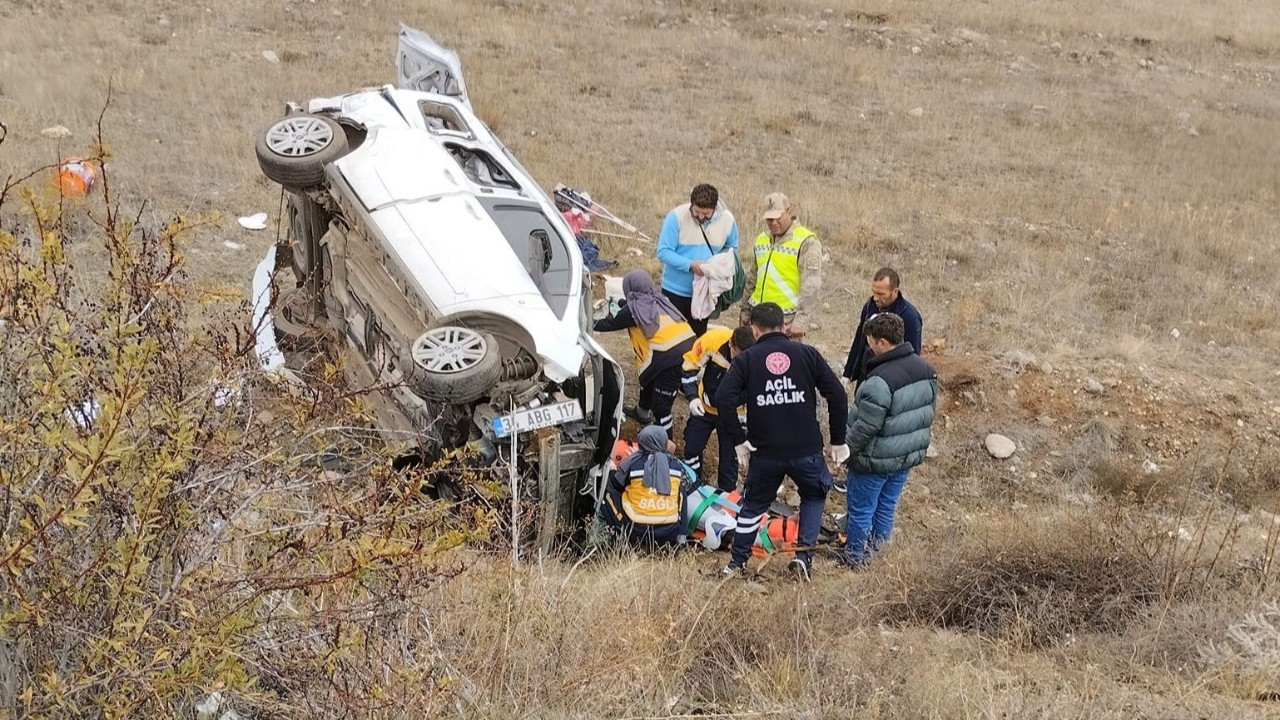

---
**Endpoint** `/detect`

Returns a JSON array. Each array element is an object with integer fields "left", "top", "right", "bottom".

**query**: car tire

[
  {"left": 255, "top": 113, "right": 350, "bottom": 190},
  {"left": 408, "top": 326, "right": 503, "bottom": 404},
  {"left": 285, "top": 194, "right": 328, "bottom": 283}
]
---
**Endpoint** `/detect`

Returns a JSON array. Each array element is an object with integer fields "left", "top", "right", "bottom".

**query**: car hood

[{"left": 329, "top": 125, "right": 587, "bottom": 380}]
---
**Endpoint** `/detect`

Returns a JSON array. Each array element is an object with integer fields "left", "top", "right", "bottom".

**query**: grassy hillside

[{"left": 1, "top": 0, "right": 1278, "bottom": 717}]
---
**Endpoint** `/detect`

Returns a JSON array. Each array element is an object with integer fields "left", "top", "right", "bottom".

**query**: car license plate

[{"left": 492, "top": 399, "right": 583, "bottom": 439}]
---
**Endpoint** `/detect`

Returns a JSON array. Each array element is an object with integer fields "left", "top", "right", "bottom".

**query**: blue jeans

[
  {"left": 731, "top": 453, "right": 832, "bottom": 565},
  {"left": 844, "top": 468, "right": 909, "bottom": 564}
]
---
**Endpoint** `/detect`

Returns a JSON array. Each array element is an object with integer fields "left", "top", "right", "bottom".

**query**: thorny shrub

[
  {"left": 0, "top": 134, "right": 495, "bottom": 718},
  {"left": 1200, "top": 601, "right": 1280, "bottom": 699},
  {"left": 880, "top": 514, "right": 1168, "bottom": 649}
]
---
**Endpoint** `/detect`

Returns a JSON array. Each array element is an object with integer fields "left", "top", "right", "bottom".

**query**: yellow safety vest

[
  {"left": 628, "top": 313, "right": 696, "bottom": 373},
  {"left": 752, "top": 225, "right": 815, "bottom": 311},
  {"left": 619, "top": 467, "right": 684, "bottom": 525},
  {"left": 681, "top": 326, "right": 733, "bottom": 414}
]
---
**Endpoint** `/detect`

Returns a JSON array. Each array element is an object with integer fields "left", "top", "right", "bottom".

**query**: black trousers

[
  {"left": 662, "top": 290, "right": 708, "bottom": 337},
  {"left": 683, "top": 411, "right": 738, "bottom": 492},
  {"left": 638, "top": 365, "right": 681, "bottom": 434}
]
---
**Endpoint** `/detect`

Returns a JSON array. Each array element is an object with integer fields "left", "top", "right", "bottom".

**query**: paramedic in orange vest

[
  {"left": 739, "top": 192, "right": 823, "bottom": 340},
  {"left": 680, "top": 325, "right": 756, "bottom": 492},
  {"left": 599, "top": 425, "right": 692, "bottom": 546},
  {"left": 594, "top": 270, "right": 697, "bottom": 433}
]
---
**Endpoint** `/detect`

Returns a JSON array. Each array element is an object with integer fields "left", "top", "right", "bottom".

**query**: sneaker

[
  {"left": 623, "top": 405, "right": 656, "bottom": 424},
  {"left": 721, "top": 561, "right": 745, "bottom": 577},
  {"left": 787, "top": 556, "right": 812, "bottom": 582}
]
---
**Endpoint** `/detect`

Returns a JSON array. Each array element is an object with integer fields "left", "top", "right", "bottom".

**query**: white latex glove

[
  {"left": 735, "top": 441, "right": 756, "bottom": 467},
  {"left": 830, "top": 444, "right": 850, "bottom": 464},
  {"left": 688, "top": 398, "right": 706, "bottom": 417}
]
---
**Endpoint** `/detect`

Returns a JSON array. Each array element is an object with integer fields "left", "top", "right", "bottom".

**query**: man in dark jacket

[
  {"left": 843, "top": 312, "right": 938, "bottom": 566},
  {"left": 715, "top": 303, "right": 848, "bottom": 581},
  {"left": 842, "top": 268, "right": 923, "bottom": 384}
]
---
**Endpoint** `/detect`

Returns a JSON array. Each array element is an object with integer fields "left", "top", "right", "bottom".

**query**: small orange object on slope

[{"left": 56, "top": 158, "right": 97, "bottom": 197}]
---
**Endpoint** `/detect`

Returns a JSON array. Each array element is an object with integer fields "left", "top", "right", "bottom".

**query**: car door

[{"left": 395, "top": 25, "right": 469, "bottom": 106}]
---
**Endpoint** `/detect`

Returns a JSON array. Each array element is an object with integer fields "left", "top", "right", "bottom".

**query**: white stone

[
  {"left": 985, "top": 433, "right": 1016, "bottom": 459},
  {"left": 1142, "top": 459, "right": 1159, "bottom": 474},
  {"left": 908, "top": 107, "right": 924, "bottom": 118},
  {"left": 196, "top": 692, "right": 223, "bottom": 718},
  {"left": 262, "top": 50, "right": 280, "bottom": 63},
  {"left": 1083, "top": 377, "right": 1107, "bottom": 395},
  {"left": 1170, "top": 327, "right": 1181, "bottom": 339},
  {"left": 926, "top": 443, "right": 939, "bottom": 458},
  {"left": 237, "top": 212, "right": 268, "bottom": 230},
  {"left": 40, "top": 125, "right": 72, "bottom": 139}
]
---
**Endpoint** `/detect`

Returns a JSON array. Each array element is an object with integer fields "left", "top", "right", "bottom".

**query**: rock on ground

[{"left": 985, "top": 433, "right": 1016, "bottom": 459}]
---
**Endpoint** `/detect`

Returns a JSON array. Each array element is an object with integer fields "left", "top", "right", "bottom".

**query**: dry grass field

[{"left": 3, "top": 0, "right": 1279, "bottom": 717}]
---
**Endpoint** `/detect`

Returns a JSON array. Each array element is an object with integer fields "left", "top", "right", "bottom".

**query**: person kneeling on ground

[
  {"left": 594, "top": 270, "right": 697, "bottom": 433},
  {"left": 842, "top": 312, "right": 938, "bottom": 567},
  {"left": 599, "top": 425, "right": 694, "bottom": 547}
]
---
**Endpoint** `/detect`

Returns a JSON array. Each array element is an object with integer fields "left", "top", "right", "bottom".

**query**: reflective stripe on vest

[
  {"left": 627, "top": 314, "right": 696, "bottom": 373},
  {"left": 752, "top": 225, "right": 814, "bottom": 311},
  {"left": 620, "top": 471, "right": 683, "bottom": 525},
  {"left": 682, "top": 327, "right": 733, "bottom": 413}
]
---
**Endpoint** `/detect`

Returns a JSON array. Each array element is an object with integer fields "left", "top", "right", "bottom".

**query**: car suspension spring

[{"left": 500, "top": 355, "right": 539, "bottom": 381}]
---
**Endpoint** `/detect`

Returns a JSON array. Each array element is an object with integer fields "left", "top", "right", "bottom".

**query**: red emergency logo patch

[{"left": 765, "top": 351, "right": 791, "bottom": 375}]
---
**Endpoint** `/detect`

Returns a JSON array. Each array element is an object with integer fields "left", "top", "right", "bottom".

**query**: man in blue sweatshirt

[
  {"left": 715, "top": 302, "right": 848, "bottom": 581},
  {"left": 656, "top": 183, "right": 739, "bottom": 336}
]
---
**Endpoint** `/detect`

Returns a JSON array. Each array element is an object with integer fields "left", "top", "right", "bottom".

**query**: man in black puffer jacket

[
  {"left": 715, "top": 303, "right": 848, "bottom": 581},
  {"left": 843, "top": 312, "right": 938, "bottom": 567}
]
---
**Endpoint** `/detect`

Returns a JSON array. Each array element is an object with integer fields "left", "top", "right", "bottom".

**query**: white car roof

[{"left": 317, "top": 88, "right": 587, "bottom": 380}]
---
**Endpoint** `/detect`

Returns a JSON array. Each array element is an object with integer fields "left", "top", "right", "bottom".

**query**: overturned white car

[{"left": 251, "top": 26, "right": 623, "bottom": 547}]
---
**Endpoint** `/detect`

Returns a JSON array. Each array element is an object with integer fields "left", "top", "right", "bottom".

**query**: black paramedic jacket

[{"left": 714, "top": 331, "right": 848, "bottom": 460}]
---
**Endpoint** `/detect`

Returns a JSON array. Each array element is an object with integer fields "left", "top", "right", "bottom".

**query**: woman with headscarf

[
  {"left": 599, "top": 425, "right": 694, "bottom": 546},
  {"left": 594, "top": 270, "right": 696, "bottom": 433}
]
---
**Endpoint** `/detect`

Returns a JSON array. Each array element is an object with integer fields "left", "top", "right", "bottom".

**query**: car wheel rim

[
  {"left": 266, "top": 116, "right": 335, "bottom": 157},
  {"left": 412, "top": 327, "right": 488, "bottom": 374}
]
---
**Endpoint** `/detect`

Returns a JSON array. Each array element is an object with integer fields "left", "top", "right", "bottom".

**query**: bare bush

[
  {"left": 1200, "top": 601, "right": 1280, "bottom": 700},
  {"left": 0, "top": 140, "right": 494, "bottom": 718},
  {"left": 880, "top": 514, "right": 1170, "bottom": 649}
]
